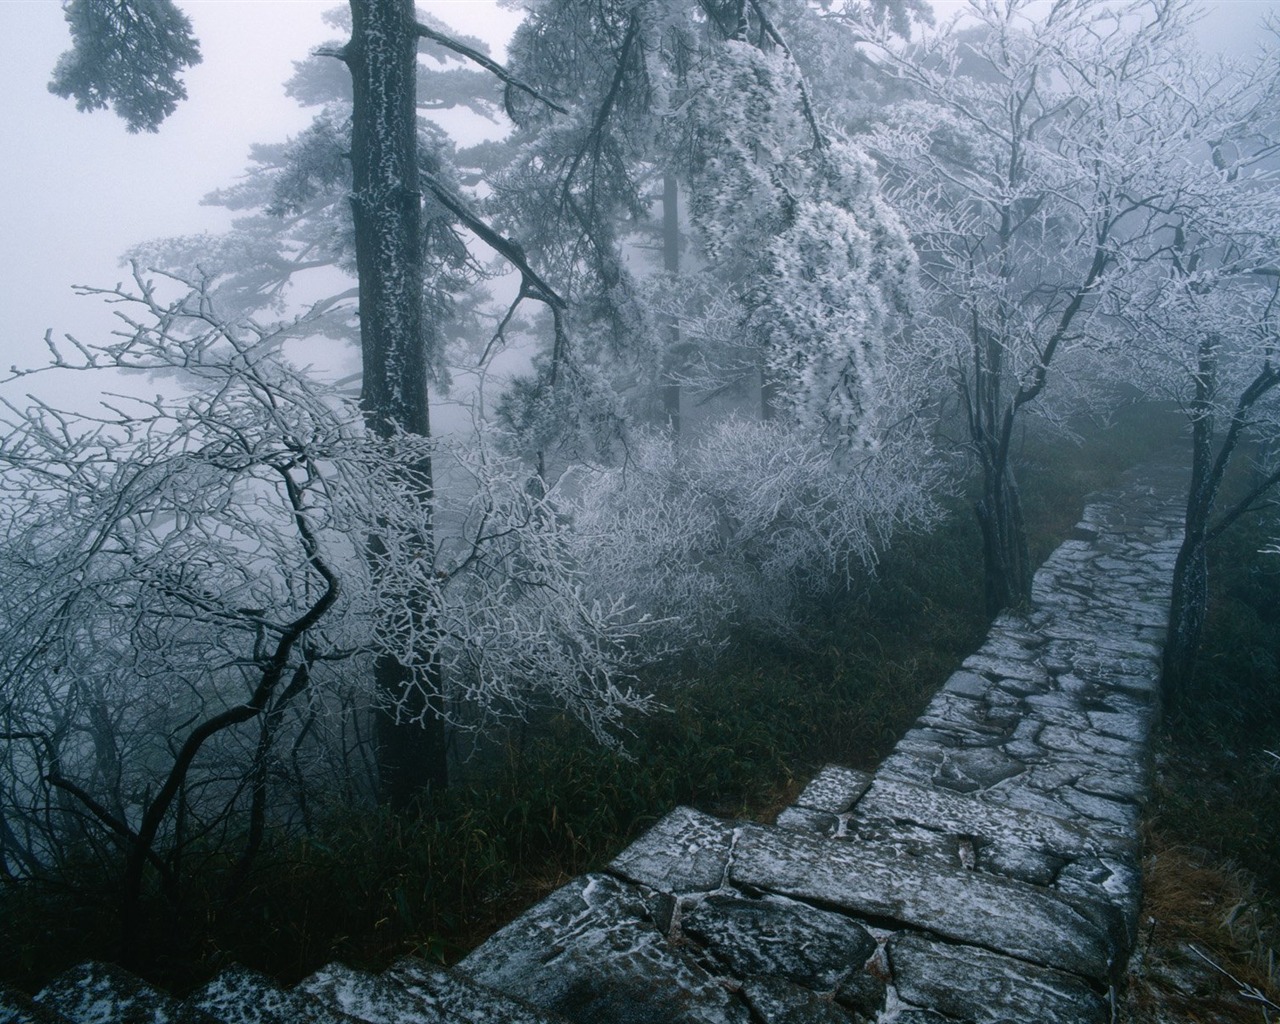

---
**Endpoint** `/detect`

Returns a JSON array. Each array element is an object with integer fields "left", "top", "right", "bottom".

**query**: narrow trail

[{"left": 3, "top": 452, "right": 1190, "bottom": 1024}]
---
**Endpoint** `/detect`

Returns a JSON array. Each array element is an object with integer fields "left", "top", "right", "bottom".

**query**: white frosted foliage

[{"left": 560, "top": 418, "right": 941, "bottom": 648}]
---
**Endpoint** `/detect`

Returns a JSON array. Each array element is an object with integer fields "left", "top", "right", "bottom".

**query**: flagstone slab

[
  {"left": 729, "top": 823, "right": 1119, "bottom": 981},
  {"left": 459, "top": 874, "right": 751, "bottom": 1024},
  {"left": 680, "top": 894, "right": 875, "bottom": 990},
  {"left": 852, "top": 777, "right": 1125, "bottom": 858},
  {"left": 1, "top": 985, "right": 73, "bottom": 1024},
  {"left": 608, "top": 806, "right": 736, "bottom": 894},
  {"left": 888, "top": 933, "right": 1108, "bottom": 1024},
  {"left": 299, "top": 964, "right": 424, "bottom": 1024},
  {"left": 739, "top": 978, "right": 855, "bottom": 1024},
  {"left": 774, "top": 805, "right": 841, "bottom": 836},
  {"left": 792, "top": 766, "right": 873, "bottom": 815},
  {"left": 36, "top": 963, "right": 216, "bottom": 1024},
  {"left": 186, "top": 966, "right": 353, "bottom": 1024}
]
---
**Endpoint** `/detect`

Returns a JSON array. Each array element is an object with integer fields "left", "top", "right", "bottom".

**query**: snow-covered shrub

[
  {"left": 558, "top": 417, "right": 943, "bottom": 652},
  {"left": 0, "top": 277, "right": 657, "bottom": 880}
]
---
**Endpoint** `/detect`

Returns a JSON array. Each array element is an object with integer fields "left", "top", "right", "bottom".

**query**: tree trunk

[
  {"left": 975, "top": 459, "right": 1031, "bottom": 615},
  {"left": 1161, "top": 330, "right": 1220, "bottom": 708},
  {"left": 968, "top": 310, "right": 1032, "bottom": 614},
  {"left": 346, "top": 0, "right": 448, "bottom": 804},
  {"left": 1162, "top": 362, "right": 1216, "bottom": 708},
  {"left": 661, "top": 171, "right": 681, "bottom": 433},
  {"left": 1160, "top": 333, "right": 1280, "bottom": 708},
  {"left": 1163, "top": 530, "right": 1207, "bottom": 707}
]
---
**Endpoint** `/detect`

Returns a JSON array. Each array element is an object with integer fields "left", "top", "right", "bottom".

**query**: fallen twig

[{"left": 1187, "top": 943, "right": 1280, "bottom": 1019}]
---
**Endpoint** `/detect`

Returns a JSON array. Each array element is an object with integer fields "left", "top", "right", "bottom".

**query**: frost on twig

[
  {"left": 0, "top": 276, "right": 657, "bottom": 881},
  {"left": 1186, "top": 943, "right": 1280, "bottom": 1016},
  {"left": 560, "top": 417, "right": 943, "bottom": 651}
]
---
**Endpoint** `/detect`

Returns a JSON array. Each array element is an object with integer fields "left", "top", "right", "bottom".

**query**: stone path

[{"left": 0, "top": 454, "right": 1187, "bottom": 1024}]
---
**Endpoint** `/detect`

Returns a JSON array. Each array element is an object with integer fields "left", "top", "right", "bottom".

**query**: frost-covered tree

[
  {"left": 561, "top": 418, "right": 943, "bottom": 650},
  {"left": 50, "top": 0, "right": 569, "bottom": 803},
  {"left": 1146, "top": 256, "right": 1280, "bottom": 705},
  {"left": 857, "top": 0, "right": 1213, "bottom": 613},
  {"left": 49, "top": 0, "right": 201, "bottom": 133},
  {"left": 0, "top": 277, "right": 653, "bottom": 947},
  {"left": 741, "top": 138, "right": 916, "bottom": 447},
  {"left": 1101, "top": 34, "right": 1280, "bottom": 704},
  {"left": 493, "top": 0, "right": 922, "bottom": 460}
]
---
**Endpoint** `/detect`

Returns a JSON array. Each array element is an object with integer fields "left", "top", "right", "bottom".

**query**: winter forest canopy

[{"left": 1, "top": 0, "right": 1279, "bottom": 981}]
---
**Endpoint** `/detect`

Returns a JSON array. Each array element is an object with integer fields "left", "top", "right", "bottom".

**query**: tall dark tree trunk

[
  {"left": 346, "top": 0, "right": 447, "bottom": 805},
  {"left": 1162, "top": 327, "right": 1223, "bottom": 707},
  {"left": 968, "top": 306, "right": 1033, "bottom": 615},
  {"left": 661, "top": 171, "right": 681, "bottom": 434},
  {"left": 963, "top": 190, "right": 1110, "bottom": 616},
  {"left": 1163, "top": 529, "right": 1208, "bottom": 706},
  {"left": 1163, "top": 335, "right": 1219, "bottom": 708},
  {"left": 1161, "top": 315, "right": 1280, "bottom": 708},
  {"left": 976, "top": 458, "right": 1031, "bottom": 615}
]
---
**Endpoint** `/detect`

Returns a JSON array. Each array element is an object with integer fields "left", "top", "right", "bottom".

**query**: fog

[
  {"left": 0, "top": 1, "right": 521, "bottom": 407},
  {"left": 0, "top": 2, "right": 1269, "bottom": 398},
  {"left": 0, "top": 1, "right": 1278, "bottom": 1004}
]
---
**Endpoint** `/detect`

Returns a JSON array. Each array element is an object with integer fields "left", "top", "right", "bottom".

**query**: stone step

[
  {"left": 729, "top": 821, "right": 1120, "bottom": 983},
  {"left": 614, "top": 792, "right": 1138, "bottom": 945},
  {"left": 297, "top": 963, "right": 421, "bottom": 1023},
  {"left": 887, "top": 932, "right": 1108, "bottom": 1024},
  {"left": 1, "top": 983, "right": 76, "bottom": 1024},
  {"left": 464, "top": 832, "right": 1119, "bottom": 1023},
  {"left": 34, "top": 963, "right": 217, "bottom": 1024},
  {"left": 185, "top": 964, "right": 356, "bottom": 1024},
  {"left": 458, "top": 872, "right": 753, "bottom": 1024},
  {"left": 297, "top": 959, "right": 565, "bottom": 1024},
  {"left": 774, "top": 764, "right": 872, "bottom": 835},
  {"left": 463, "top": 799, "right": 1130, "bottom": 1022},
  {"left": 852, "top": 774, "right": 1134, "bottom": 859},
  {"left": 382, "top": 956, "right": 572, "bottom": 1024}
]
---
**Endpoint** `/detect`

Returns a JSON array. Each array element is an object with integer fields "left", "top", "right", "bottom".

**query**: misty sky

[
  {"left": 0, "top": 0, "right": 1274, "bottom": 394},
  {"left": 0, "top": 0, "right": 520, "bottom": 393}
]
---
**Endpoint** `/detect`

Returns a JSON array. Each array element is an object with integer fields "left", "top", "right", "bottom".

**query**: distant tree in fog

[
  {"left": 491, "top": 0, "right": 925, "bottom": 465},
  {"left": 562, "top": 418, "right": 943, "bottom": 651},
  {"left": 1103, "top": 34, "right": 1280, "bottom": 704},
  {"left": 856, "top": 0, "right": 1222, "bottom": 614},
  {"left": 49, "top": 0, "right": 201, "bottom": 133},
  {"left": 123, "top": 5, "right": 504, "bottom": 384}
]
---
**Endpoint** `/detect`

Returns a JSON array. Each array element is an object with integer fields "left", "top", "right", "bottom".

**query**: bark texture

[
  {"left": 347, "top": 0, "right": 447, "bottom": 804},
  {"left": 1161, "top": 334, "right": 1280, "bottom": 706},
  {"left": 976, "top": 462, "right": 1031, "bottom": 616}
]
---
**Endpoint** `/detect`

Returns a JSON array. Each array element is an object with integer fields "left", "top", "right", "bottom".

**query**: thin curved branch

[
  {"left": 44, "top": 773, "right": 169, "bottom": 877},
  {"left": 561, "top": 11, "right": 641, "bottom": 215},
  {"left": 420, "top": 172, "right": 565, "bottom": 310},
  {"left": 414, "top": 22, "right": 568, "bottom": 116}
]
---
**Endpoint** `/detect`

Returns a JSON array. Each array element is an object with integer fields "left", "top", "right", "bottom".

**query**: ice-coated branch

[
  {"left": 0, "top": 277, "right": 663, "bottom": 896},
  {"left": 419, "top": 173, "right": 565, "bottom": 310},
  {"left": 414, "top": 20, "right": 568, "bottom": 116}
]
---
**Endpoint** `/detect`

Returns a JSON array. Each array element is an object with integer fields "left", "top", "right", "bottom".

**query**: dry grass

[{"left": 1126, "top": 834, "right": 1280, "bottom": 1023}]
